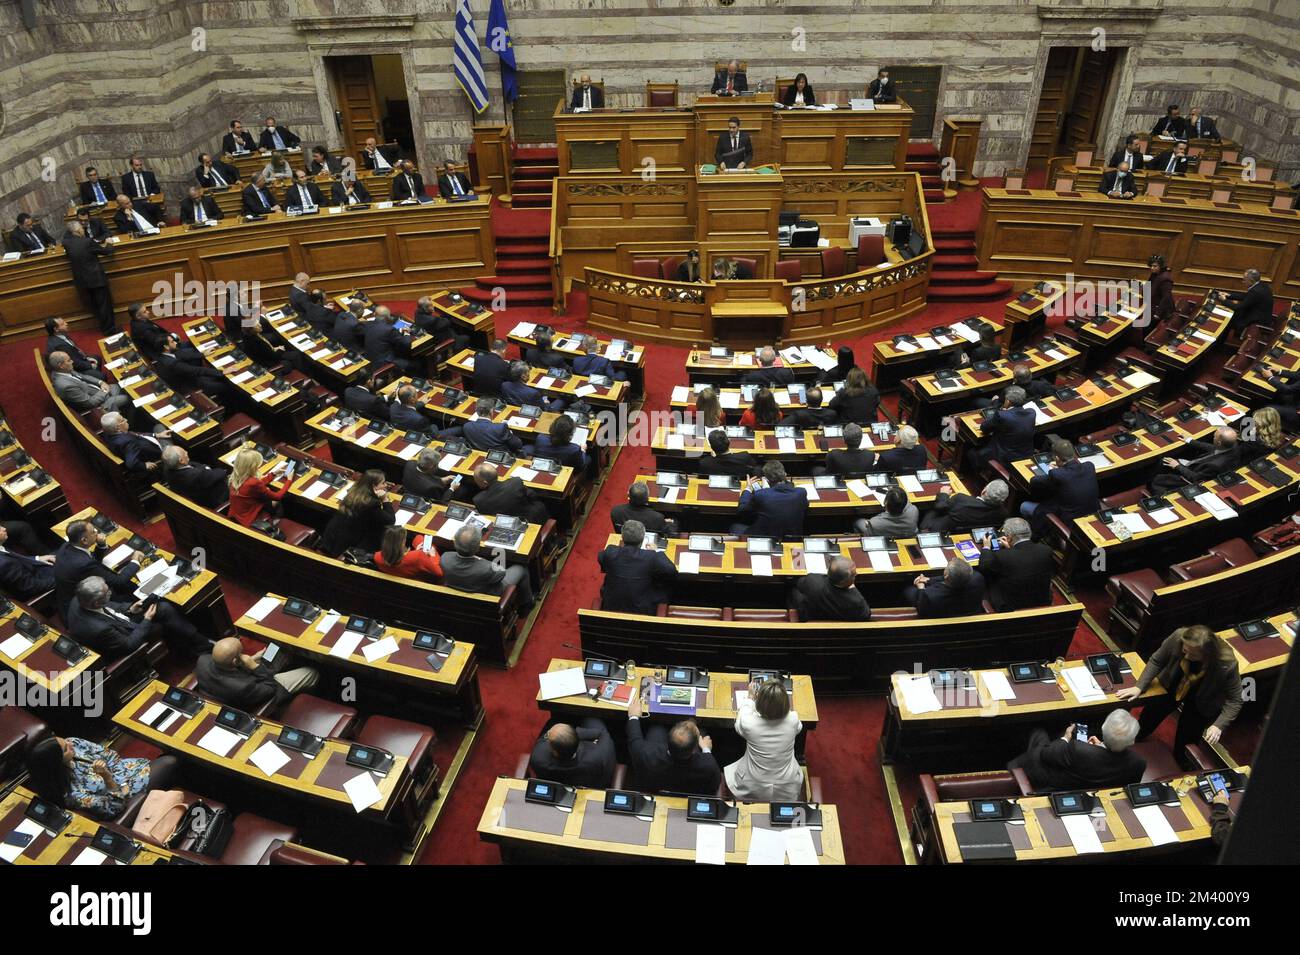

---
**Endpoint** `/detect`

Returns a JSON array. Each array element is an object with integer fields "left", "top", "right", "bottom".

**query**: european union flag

[{"left": 487, "top": 0, "right": 518, "bottom": 103}]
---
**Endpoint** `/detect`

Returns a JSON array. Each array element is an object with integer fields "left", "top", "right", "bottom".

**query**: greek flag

[{"left": 453, "top": 0, "right": 490, "bottom": 114}]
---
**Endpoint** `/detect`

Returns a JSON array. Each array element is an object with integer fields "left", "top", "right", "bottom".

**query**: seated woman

[
  {"left": 677, "top": 249, "right": 703, "bottom": 282},
  {"left": 828, "top": 366, "right": 880, "bottom": 424},
  {"left": 320, "top": 469, "right": 396, "bottom": 557},
  {"left": 530, "top": 413, "right": 590, "bottom": 471},
  {"left": 373, "top": 525, "right": 442, "bottom": 582},
  {"left": 27, "top": 736, "right": 178, "bottom": 820},
  {"left": 738, "top": 386, "right": 782, "bottom": 429},
  {"left": 1244, "top": 405, "right": 1284, "bottom": 457},
  {"left": 725, "top": 678, "right": 804, "bottom": 802},
  {"left": 820, "top": 345, "right": 854, "bottom": 385},
  {"left": 260, "top": 150, "right": 293, "bottom": 181},
  {"left": 227, "top": 446, "right": 288, "bottom": 527},
  {"left": 694, "top": 385, "right": 725, "bottom": 428},
  {"left": 782, "top": 73, "right": 816, "bottom": 107}
]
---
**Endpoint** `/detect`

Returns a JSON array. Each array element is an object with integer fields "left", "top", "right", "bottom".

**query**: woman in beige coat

[{"left": 724, "top": 678, "right": 803, "bottom": 801}]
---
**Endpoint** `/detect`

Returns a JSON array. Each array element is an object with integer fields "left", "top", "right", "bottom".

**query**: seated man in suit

[
  {"left": 0, "top": 522, "right": 56, "bottom": 601},
  {"left": 464, "top": 397, "right": 524, "bottom": 454},
  {"left": 1153, "top": 140, "right": 1190, "bottom": 176},
  {"left": 1099, "top": 161, "right": 1137, "bottom": 199},
  {"left": 471, "top": 339, "right": 512, "bottom": 395},
  {"left": 343, "top": 374, "right": 390, "bottom": 420},
  {"left": 403, "top": 446, "right": 454, "bottom": 501},
  {"left": 975, "top": 364, "right": 1054, "bottom": 410},
  {"left": 119, "top": 156, "right": 160, "bottom": 200},
  {"left": 731, "top": 461, "right": 808, "bottom": 538},
  {"left": 1223, "top": 268, "right": 1275, "bottom": 338},
  {"left": 501, "top": 360, "right": 564, "bottom": 411},
  {"left": 977, "top": 517, "right": 1056, "bottom": 612},
  {"left": 794, "top": 555, "right": 871, "bottom": 622},
  {"left": 1149, "top": 426, "right": 1241, "bottom": 494},
  {"left": 194, "top": 152, "right": 239, "bottom": 189},
  {"left": 529, "top": 718, "right": 615, "bottom": 789},
  {"left": 715, "top": 116, "right": 752, "bottom": 170},
  {"left": 154, "top": 333, "right": 237, "bottom": 404},
  {"left": 876, "top": 425, "right": 928, "bottom": 473},
  {"left": 127, "top": 302, "right": 199, "bottom": 361},
  {"left": 711, "top": 60, "right": 747, "bottom": 96},
  {"left": 332, "top": 299, "right": 365, "bottom": 351},
  {"left": 330, "top": 176, "right": 372, "bottom": 206},
  {"left": 285, "top": 169, "right": 325, "bottom": 211},
  {"left": 922, "top": 479, "right": 1010, "bottom": 533},
  {"left": 471, "top": 463, "right": 549, "bottom": 526},
  {"left": 570, "top": 74, "right": 605, "bottom": 110},
  {"left": 78, "top": 166, "right": 117, "bottom": 205},
  {"left": 361, "top": 306, "right": 419, "bottom": 374},
  {"left": 792, "top": 387, "right": 838, "bottom": 430},
  {"left": 360, "top": 137, "right": 393, "bottom": 172},
  {"left": 1022, "top": 438, "right": 1099, "bottom": 535},
  {"left": 698, "top": 428, "right": 759, "bottom": 478},
  {"left": 69, "top": 206, "right": 110, "bottom": 242},
  {"left": 52, "top": 519, "right": 144, "bottom": 613},
  {"left": 1151, "top": 104, "right": 1187, "bottom": 140},
  {"left": 742, "top": 346, "right": 795, "bottom": 387},
  {"left": 161, "top": 445, "right": 230, "bottom": 509},
  {"left": 10, "top": 213, "right": 55, "bottom": 253},
  {"left": 437, "top": 163, "right": 474, "bottom": 199},
  {"left": 412, "top": 294, "right": 470, "bottom": 351},
  {"left": 571, "top": 335, "right": 627, "bottom": 381},
  {"left": 1009, "top": 709, "right": 1146, "bottom": 793},
  {"left": 287, "top": 272, "right": 312, "bottom": 317},
  {"left": 388, "top": 385, "right": 436, "bottom": 433},
  {"left": 610, "top": 481, "right": 673, "bottom": 535},
  {"left": 530, "top": 414, "right": 589, "bottom": 472},
  {"left": 626, "top": 693, "right": 721, "bottom": 796},
  {"left": 442, "top": 524, "right": 534, "bottom": 608},
  {"left": 391, "top": 160, "right": 426, "bottom": 202},
  {"left": 221, "top": 119, "right": 257, "bottom": 154},
  {"left": 524, "top": 332, "right": 569, "bottom": 370},
  {"left": 903, "top": 556, "right": 986, "bottom": 619},
  {"left": 1186, "top": 107, "right": 1220, "bottom": 141},
  {"left": 260, "top": 116, "right": 301, "bottom": 151},
  {"left": 112, "top": 195, "right": 163, "bottom": 235},
  {"left": 44, "top": 316, "right": 102, "bottom": 380},
  {"left": 179, "top": 185, "right": 223, "bottom": 224},
  {"left": 301, "top": 288, "right": 337, "bottom": 333},
  {"left": 1265, "top": 368, "right": 1300, "bottom": 429},
  {"left": 824, "top": 423, "right": 876, "bottom": 476},
  {"left": 99, "top": 412, "right": 167, "bottom": 474},
  {"left": 867, "top": 68, "right": 895, "bottom": 103},
  {"left": 196, "top": 636, "right": 319, "bottom": 712},
  {"left": 976, "top": 385, "right": 1037, "bottom": 467},
  {"left": 598, "top": 519, "right": 678, "bottom": 614},
  {"left": 1107, "top": 134, "right": 1145, "bottom": 172},
  {"left": 307, "top": 145, "right": 342, "bottom": 177},
  {"left": 241, "top": 173, "right": 281, "bottom": 216},
  {"left": 950, "top": 327, "right": 1002, "bottom": 369},
  {"left": 48, "top": 351, "right": 129, "bottom": 414},
  {"left": 67, "top": 576, "right": 207, "bottom": 659},
  {"left": 855, "top": 486, "right": 919, "bottom": 538}
]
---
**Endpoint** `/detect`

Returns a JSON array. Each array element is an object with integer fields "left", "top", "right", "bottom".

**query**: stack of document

[{"left": 1194, "top": 491, "right": 1236, "bottom": 521}]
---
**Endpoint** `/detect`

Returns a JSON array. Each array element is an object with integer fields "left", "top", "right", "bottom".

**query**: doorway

[
  {"left": 512, "top": 70, "right": 567, "bottom": 144},
  {"left": 325, "top": 54, "right": 413, "bottom": 159},
  {"left": 1028, "top": 46, "right": 1121, "bottom": 169}
]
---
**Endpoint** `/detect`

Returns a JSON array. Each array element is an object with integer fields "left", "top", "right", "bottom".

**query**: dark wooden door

[
  {"left": 885, "top": 65, "right": 942, "bottom": 138},
  {"left": 1029, "top": 47, "right": 1075, "bottom": 170},
  {"left": 513, "top": 70, "right": 567, "bottom": 144},
  {"left": 1062, "top": 48, "right": 1117, "bottom": 152},
  {"left": 327, "top": 56, "right": 383, "bottom": 156}
]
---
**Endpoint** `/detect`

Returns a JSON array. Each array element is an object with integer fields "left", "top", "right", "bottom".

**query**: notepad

[
  {"left": 867, "top": 549, "right": 893, "bottom": 572},
  {"left": 746, "top": 824, "right": 787, "bottom": 865},
  {"left": 538, "top": 666, "right": 588, "bottom": 701},
  {"left": 915, "top": 336, "right": 939, "bottom": 351},
  {"left": 921, "top": 547, "right": 946, "bottom": 567},
  {"left": 982, "top": 670, "right": 1017, "bottom": 701},
  {"left": 343, "top": 771, "right": 384, "bottom": 813},
  {"left": 355, "top": 430, "right": 381, "bottom": 447},
  {"left": 659, "top": 486, "right": 681, "bottom": 503},
  {"left": 249, "top": 741, "right": 291, "bottom": 777},
  {"left": 846, "top": 479, "right": 870, "bottom": 499},
  {"left": 671, "top": 385, "right": 690, "bottom": 403},
  {"left": 302, "top": 480, "right": 330, "bottom": 499},
  {"left": 197, "top": 725, "right": 242, "bottom": 758},
  {"left": 777, "top": 437, "right": 797, "bottom": 453},
  {"left": 1044, "top": 349, "right": 1067, "bottom": 362},
  {"left": 783, "top": 826, "right": 819, "bottom": 865},
  {"left": 360, "top": 636, "right": 399, "bottom": 663},
  {"left": 678, "top": 551, "right": 701, "bottom": 574},
  {"left": 1062, "top": 814, "right": 1105, "bottom": 854},
  {"left": 316, "top": 611, "right": 340, "bottom": 634},
  {"left": 104, "top": 544, "right": 135, "bottom": 569},
  {"left": 750, "top": 554, "right": 773, "bottom": 576},
  {"left": 1194, "top": 491, "right": 1236, "bottom": 521},
  {"left": 898, "top": 475, "right": 924, "bottom": 494},
  {"left": 172, "top": 417, "right": 197, "bottom": 432},
  {"left": 0, "top": 633, "right": 34, "bottom": 659},
  {"left": 803, "top": 552, "right": 828, "bottom": 575},
  {"left": 1133, "top": 804, "right": 1180, "bottom": 845},
  {"left": 71, "top": 847, "right": 109, "bottom": 865},
  {"left": 512, "top": 322, "right": 537, "bottom": 337},
  {"left": 252, "top": 387, "right": 277, "bottom": 402},
  {"left": 1062, "top": 665, "right": 1106, "bottom": 702},
  {"left": 244, "top": 596, "right": 280, "bottom": 622},
  {"left": 330, "top": 631, "right": 364, "bottom": 659},
  {"left": 898, "top": 675, "right": 943, "bottom": 714},
  {"left": 212, "top": 354, "right": 236, "bottom": 368},
  {"left": 438, "top": 454, "right": 464, "bottom": 471},
  {"left": 695, "top": 824, "right": 727, "bottom": 865},
  {"left": 1147, "top": 506, "right": 1179, "bottom": 525},
  {"left": 1123, "top": 370, "right": 1159, "bottom": 389},
  {"left": 894, "top": 340, "right": 919, "bottom": 353},
  {"left": 720, "top": 390, "right": 742, "bottom": 409},
  {"left": 1113, "top": 512, "right": 1149, "bottom": 535}
]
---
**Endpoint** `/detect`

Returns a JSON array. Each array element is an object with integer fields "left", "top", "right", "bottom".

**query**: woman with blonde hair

[
  {"left": 1250, "top": 405, "right": 1284, "bottom": 450},
  {"left": 1118, "top": 624, "right": 1241, "bottom": 750},
  {"left": 227, "top": 446, "right": 288, "bottom": 527},
  {"left": 694, "top": 386, "right": 724, "bottom": 428},
  {"left": 724, "top": 677, "right": 804, "bottom": 801}
]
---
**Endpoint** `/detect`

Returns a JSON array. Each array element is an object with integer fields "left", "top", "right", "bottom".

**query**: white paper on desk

[
  {"left": 172, "top": 417, "right": 197, "bottom": 432},
  {"left": 536, "top": 376, "right": 556, "bottom": 390},
  {"left": 393, "top": 509, "right": 414, "bottom": 526},
  {"left": 784, "top": 826, "right": 820, "bottom": 865},
  {"left": 1062, "top": 814, "right": 1105, "bottom": 855},
  {"left": 1081, "top": 453, "right": 1111, "bottom": 470},
  {"left": 1133, "top": 804, "right": 1180, "bottom": 846},
  {"left": 0, "top": 818, "right": 43, "bottom": 863},
  {"left": 867, "top": 549, "right": 894, "bottom": 572},
  {"left": 118, "top": 374, "right": 144, "bottom": 388},
  {"left": 538, "top": 666, "right": 588, "bottom": 701},
  {"left": 330, "top": 631, "right": 364, "bottom": 659},
  {"left": 1202, "top": 410, "right": 1227, "bottom": 427},
  {"left": 665, "top": 433, "right": 685, "bottom": 451},
  {"left": 1192, "top": 330, "right": 1216, "bottom": 343},
  {"left": 777, "top": 437, "right": 797, "bottom": 453},
  {"left": 290, "top": 335, "right": 313, "bottom": 348},
  {"left": 803, "top": 346, "right": 838, "bottom": 371},
  {"left": 1114, "top": 512, "right": 1150, "bottom": 535},
  {"left": 801, "top": 483, "right": 820, "bottom": 501},
  {"left": 136, "top": 559, "right": 171, "bottom": 584},
  {"left": 573, "top": 384, "right": 597, "bottom": 399},
  {"left": 1123, "top": 370, "right": 1159, "bottom": 389},
  {"left": 104, "top": 543, "right": 134, "bottom": 569},
  {"left": 212, "top": 354, "right": 236, "bottom": 368},
  {"left": 506, "top": 415, "right": 532, "bottom": 429},
  {"left": 362, "top": 636, "right": 400, "bottom": 663},
  {"left": 780, "top": 346, "right": 804, "bottom": 365},
  {"left": 315, "top": 610, "right": 340, "bottom": 635},
  {"left": 355, "top": 430, "right": 380, "bottom": 447},
  {"left": 695, "top": 824, "right": 727, "bottom": 865},
  {"left": 302, "top": 480, "right": 330, "bottom": 500},
  {"left": 671, "top": 385, "right": 689, "bottom": 404},
  {"left": 659, "top": 485, "right": 681, "bottom": 504},
  {"left": 105, "top": 357, "right": 128, "bottom": 370},
  {"left": 1194, "top": 491, "right": 1236, "bottom": 521},
  {"left": 329, "top": 358, "right": 349, "bottom": 370},
  {"left": 952, "top": 323, "right": 981, "bottom": 343},
  {"left": 0, "top": 633, "right": 34, "bottom": 659},
  {"left": 72, "top": 847, "right": 109, "bottom": 865},
  {"left": 397, "top": 443, "right": 422, "bottom": 461},
  {"left": 1062, "top": 665, "right": 1106, "bottom": 702},
  {"left": 1147, "top": 507, "right": 1179, "bottom": 525},
  {"left": 899, "top": 675, "right": 943, "bottom": 714},
  {"left": 678, "top": 551, "right": 701, "bottom": 574},
  {"left": 720, "top": 390, "right": 742, "bottom": 409},
  {"left": 4, "top": 477, "right": 36, "bottom": 496},
  {"left": 131, "top": 395, "right": 154, "bottom": 408},
  {"left": 310, "top": 348, "right": 331, "bottom": 360},
  {"left": 846, "top": 479, "right": 870, "bottom": 499},
  {"left": 774, "top": 390, "right": 793, "bottom": 406},
  {"left": 244, "top": 596, "right": 280, "bottom": 622},
  {"left": 1032, "top": 406, "right": 1052, "bottom": 425},
  {"left": 894, "top": 340, "right": 919, "bottom": 353},
  {"left": 935, "top": 336, "right": 955, "bottom": 348},
  {"left": 230, "top": 370, "right": 255, "bottom": 385},
  {"left": 1211, "top": 305, "right": 1233, "bottom": 320},
  {"left": 746, "top": 824, "right": 788, "bottom": 865},
  {"left": 252, "top": 388, "right": 277, "bottom": 403},
  {"left": 982, "top": 670, "right": 1017, "bottom": 701},
  {"left": 512, "top": 322, "right": 537, "bottom": 338},
  {"left": 750, "top": 554, "right": 773, "bottom": 576},
  {"left": 898, "top": 475, "right": 924, "bottom": 494},
  {"left": 438, "top": 453, "right": 464, "bottom": 471},
  {"left": 915, "top": 336, "right": 940, "bottom": 351},
  {"left": 344, "top": 771, "right": 384, "bottom": 813},
  {"left": 249, "top": 741, "right": 291, "bottom": 777},
  {"left": 437, "top": 519, "right": 464, "bottom": 540},
  {"left": 1044, "top": 349, "right": 1068, "bottom": 362},
  {"left": 921, "top": 547, "right": 946, "bottom": 568},
  {"left": 803, "top": 552, "right": 828, "bottom": 575},
  {"left": 574, "top": 427, "right": 591, "bottom": 445},
  {"left": 196, "top": 725, "right": 242, "bottom": 758},
  {"left": 514, "top": 466, "right": 539, "bottom": 481}
]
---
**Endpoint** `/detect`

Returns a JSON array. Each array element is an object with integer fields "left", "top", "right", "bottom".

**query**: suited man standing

[
  {"left": 259, "top": 117, "right": 300, "bottom": 151},
  {"left": 471, "top": 340, "right": 512, "bottom": 394},
  {"left": 794, "top": 556, "right": 871, "bottom": 621},
  {"left": 437, "top": 163, "right": 474, "bottom": 199},
  {"left": 1022, "top": 439, "right": 1100, "bottom": 535},
  {"left": 194, "top": 153, "right": 239, "bottom": 189},
  {"left": 119, "top": 156, "right": 159, "bottom": 200},
  {"left": 626, "top": 692, "right": 721, "bottom": 796},
  {"left": 711, "top": 60, "right": 747, "bottom": 96},
  {"left": 471, "top": 463, "right": 549, "bottom": 526},
  {"left": 903, "top": 557, "right": 987, "bottom": 619},
  {"left": 44, "top": 317, "right": 101, "bottom": 379},
  {"left": 867, "top": 68, "right": 895, "bottom": 102},
  {"left": 698, "top": 428, "right": 758, "bottom": 478},
  {"left": 241, "top": 173, "right": 281, "bottom": 216},
  {"left": 463, "top": 398, "right": 524, "bottom": 453},
  {"left": 529, "top": 718, "right": 616, "bottom": 788},
  {"left": 1099, "top": 161, "right": 1137, "bottom": 199},
  {"left": 1008, "top": 710, "right": 1146, "bottom": 793},
  {"left": 732, "top": 461, "right": 808, "bottom": 538},
  {"left": 112, "top": 195, "right": 162, "bottom": 235},
  {"left": 179, "top": 185, "right": 223, "bottom": 225},
  {"left": 221, "top": 119, "right": 257, "bottom": 154},
  {"left": 161, "top": 446, "right": 230, "bottom": 509},
  {"left": 60, "top": 222, "right": 117, "bottom": 333},
  {"left": 78, "top": 167, "right": 118, "bottom": 205},
  {"left": 67, "top": 576, "right": 207, "bottom": 659},
  {"left": 52, "top": 519, "right": 143, "bottom": 614},
  {"left": 1149, "top": 427, "right": 1241, "bottom": 493},
  {"left": 1107, "top": 135, "right": 1145, "bottom": 172},
  {"left": 715, "top": 116, "right": 753, "bottom": 170},
  {"left": 597, "top": 519, "right": 678, "bottom": 614},
  {"left": 0, "top": 523, "right": 56, "bottom": 601},
  {"left": 977, "top": 385, "right": 1037, "bottom": 467},
  {"left": 977, "top": 518, "right": 1056, "bottom": 612},
  {"left": 361, "top": 306, "right": 418, "bottom": 373},
  {"left": 442, "top": 524, "right": 534, "bottom": 608},
  {"left": 570, "top": 74, "right": 605, "bottom": 110},
  {"left": 391, "top": 161, "right": 426, "bottom": 202},
  {"left": 48, "top": 351, "right": 129, "bottom": 414},
  {"left": 10, "top": 214, "right": 54, "bottom": 253},
  {"left": 741, "top": 346, "right": 795, "bottom": 387},
  {"left": 1224, "top": 269, "right": 1274, "bottom": 337},
  {"left": 285, "top": 170, "right": 325, "bottom": 211},
  {"left": 1153, "top": 141, "right": 1190, "bottom": 176},
  {"left": 1151, "top": 104, "right": 1187, "bottom": 140}
]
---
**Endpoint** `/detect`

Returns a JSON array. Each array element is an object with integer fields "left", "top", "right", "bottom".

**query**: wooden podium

[{"left": 695, "top": 164, "right": 783, "bottom": 240}]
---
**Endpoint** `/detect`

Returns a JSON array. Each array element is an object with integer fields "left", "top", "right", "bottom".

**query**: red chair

[
  {"left": 733, "top": 257, "right": 758, "bottom": 279},
  {"left": 856, "top": 234, "right": 886, "bottom": 269},
  {"left": 662, "top": 255, "right": 685, "bottom": 281},
  {"left": 820, "top": 246, "right": 846, "bottom": 278},
  {"left": 631, "top": 259, "right": 663, "bottom": 279},
  {"left": 774, "top": 259, "right": 801, "bottom": 282}
]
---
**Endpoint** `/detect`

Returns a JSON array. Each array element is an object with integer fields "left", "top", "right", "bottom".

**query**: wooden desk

[
  {"left": 330, "top": 289, "right": 439, "bottom": 364},
  {"left": 507, "top": 321, "right": 646, "bottom": 397},
  {"left": 445, "top": 348, "right": 629, "bottom": 408},
  {"left": 667, "top": 379, "right": 847, "bottom": 419},
  {"left": 0, "top": 787, "right": 176, "bottom": 865},
  {"left": 1003, "top": 281, "right": 1066, "bottom": 343},
  {"left": 1052, "top": 161, "right": 1287, "bottom": 205},
  {"left": 871, "top": 317, "right": 1002, "bottom": 389},
  {"left": 260, "top": 304, "right": 372, "bottom": 391},
  {"left": 695, "top": 165, "right": 784, "bottom": 241},
  {"left": 0, "top": 414, "right": 69, "bottom": 526},
  {"left": 686, "top": 344, "right": 836, "bottom": 385},
  {"left": 98, "top": 333, "right": 224, "bottom": 456},
  {"left": 1150, "top": 291, "right": 1231, "bottom": 373},
  {"left": 1221, "top": 611, "right": 1296, "bottom": 679},
  {"left": 1240, "top": 309, "right": 1300, "bottom": 400},
  {"left": 478, "top": 776, "right": 845, "bottom": 864},
  {"left": 651, "top": 422, "right": 900, "bottom": 473},
  {"left": 0, "top": 599, "right": 101, "bottom": 697},
  {"left": 427, "top": 291, "right": 495, "bottom": 350}
]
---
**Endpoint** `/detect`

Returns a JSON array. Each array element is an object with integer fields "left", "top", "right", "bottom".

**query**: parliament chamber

[{"left": 0, "top": 6, "right": 1297, "bottom": 914}]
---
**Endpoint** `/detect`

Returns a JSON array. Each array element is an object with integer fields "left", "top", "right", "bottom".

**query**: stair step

[
  {"left": 907, "top": 143, "right": 941, "bottom": 159},
  {"left": 512, "top": 197, "right": 553, "bottom": 208},
  {"left": 923, "top": 190, "right": 946, "bottom": 203},
  {"left": 932, "top": 229, "right": 977, "bottom": 240},
  {"left": 927, "top": 281, "right": 1014, "bottom": 302},
  {"left": 929, "top": 270, "right": 1002, "bottom": 285},
  {"left": 476, "top": 273, "right": 553, "bottom": 289},
  {"left": 512, "top": 179, "right": 553, "bottom": 193},
  {"left": 497, "top": 241, "right": 550, "bottom": 256},
  {"left": 496, "top": 257, "right": 553, "bottom": 272},
  {"left": 464, "top": 286, "right": 553, "bottom": 305},
  {"left": 931, "top": 255, "right": 980, "bottom": 269},
  {"left": 512, "top": 166, "right": 558, "bottom": 179}
]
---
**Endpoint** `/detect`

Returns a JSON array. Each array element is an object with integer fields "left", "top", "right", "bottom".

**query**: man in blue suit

[
  {"left": 903, "top": 557, "right": 987, "bottom": 619},
  {"left": 741, "top": 346, "right": 795, "bottom": 387},
  {"left": 362, "top": 306, "right": 419, "bottom": 374},
  {"left": 0, "top": 523, "right": 56, "bottom": 600},
  {"left": 572, "top": 335, "right": 627, "bottom": 381},
  {"left": 100, "top": 411, "right": 167, "bottom": 474},
  {"left": 332, "top": 300, "right": 364, "bottom": 351},
  {"left": 976, "top": 385, "right": 1037, "bottom": 467},
  {"left": 388, "top": 385, "right": 436, "bottom": 433},
  {"left": 730, "top": 461, "right": 808, "bottom": 538},
  {"left": 52, "top": 519, "right": 144, "bottom": 614},
  {"left": 463, "top": 397, "right": 523, "bottom": 454},
  {"left": 501, "top": 361, "right": 564, "bottom": 411},
  {"left": 597, "top": 520, "right": 678, "bottom": 615},
  {"left": 1021, "top": 438, "right": 1100, "bottom": 536},
  {"left": 471, "top": 340, "right": 511, "bottom": 395}
]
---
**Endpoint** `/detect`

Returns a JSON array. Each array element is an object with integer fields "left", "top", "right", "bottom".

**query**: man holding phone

[{"left": 1007, "top": 709, "right": 1146, "bottom": 792}]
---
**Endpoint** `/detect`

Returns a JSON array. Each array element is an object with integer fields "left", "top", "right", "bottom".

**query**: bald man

[
  {"left": 711, "top": 59, "right": 747, "bottom": 96},
  {"left": 570, "top": 74, "right": 604, "bottom": 110},
  {"left": 470, "top": 462, "right": 549, "bottom": 525},
  {"left": 529, "top": 718, "right": 615, "bottom": 787},
  {"left": 1149, "top": 426, "right": 1242, "bottom": 494},
  {"left": 195, "top": 636, "right": 319, "bottom": 711},
  {"left": 288, "top": 272, "right": 312, "bottom": 317}
]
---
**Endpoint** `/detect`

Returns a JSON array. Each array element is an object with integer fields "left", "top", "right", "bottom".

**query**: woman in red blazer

[
  {"left": 227, "top": 447, "right": 287, "bottom": 526},
  {"left": 373, "top": 526, "right": 443, "bottom": 581},
  {"left": 738, "top": 387, "right": 782, "bottom": 429}
]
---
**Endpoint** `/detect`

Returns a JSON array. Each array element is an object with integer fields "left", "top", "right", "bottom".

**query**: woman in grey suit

[{"left": 725, "top": 678, "right": 803, "bottom": 802}]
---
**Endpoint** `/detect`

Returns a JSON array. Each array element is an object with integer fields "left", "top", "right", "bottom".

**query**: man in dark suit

[
  {"left": 52, "top": 519, "right": 143, "bottom": 614},
  {"left": 437, "top": 164, "right": 474, "bottom": 199},
  {"left": 876, "top": 425, "right": 929, "bottom": 473},
  {"left": 301, "top": 289, "right": 336, "bottom": 333},
  {"left": 154, "top": 334, "right": 236, "bottom": 403},
  {"left": 1149, "top": 427, "right": 1241, "bottom": 493},
  {"left": 949, "top": 328, "right": 1002, "bottom": 369},
  {"left": 99, "top": 411, "right": 166, "bottom": 474},
  {"left": 241, "top": 174, "right": 281, "bottom": 216},
  {"left": 119, "top": 156, "right": 159, "bottom": 200},
  {"left": 307, "top": 146, "right": 343, "bottom": 177},
  {"left": 471, "top": 340, "right": 512, "bottom": 394},
  {"left": 794, "top": 556, "right": 871, "bottom": 621},
  {"left": 78, "top": 167, "right": 117, "bottom": 205},
  {"left": 127, "top": 302, "right": 187, "bottom": 358},
  {"left": 388, "top": 386, "right": 434, "bottom": 433},
  {"left": 698, "top": 429, "right": 759, "bottom": 478},
  {"left": 403, "top": 447, "right": 453, "bottom": 501},
  {"left": 343, "top": 375, "right": 390, "bottom": 420},
  {"left": 0, "top": 523, "right": 56, "bottom": 600},
  {"left": 1151, "top": 105, "right": 1187, "bottom": 140},
  {"left": 285, "top": 170, "right": 325, "bottom": 211},
  {"left": 610, "top": 481, "right": 671, "bottom": 535},
  {"left": 792, "top": 387, "right": 838, "bottom": 430},
  {"left": 179, "top": 185, "right": 223, "bottom": 224},
  {"left": 162, "top": 446, "right": 230, "bottom": 509},
  {"left": 330, "top": 177, "right": 372, "bottom": 206},
  {"left": 977, "top": 518, "right": 1056, "bottom": 612},
  {"left": 196, "top": 637, "right": 319, "bottom": 711},
  {"left": 1186, "top": 107, "right": 1220, "bottom": 141},
  {"left": 715, "top": 116, "right": 753, "bottom": 170},
  {"left": 922, "top": 479, "right": 1010, "bottom": 533},
  {"left": 359, "top": 137, "right": 393, "bottom": 172},
  {"left": 903, "top": 557, "right": 987, "bottom": 619},
  {"left": 1224, "top": 269, "right": 1274, "bottom": 337},
  {"left": 711, "top": 60, "right": 747, "bottom": 96},
  {"left": 69, "top": 207, "right": 110, "bottom": 242},
  {"left": 1022, "top": 439, "right": 1099, "bottom": 535},
  {"left": 286, "top": 273, "right": 313, "bottom": 317},
  {"left": 1153, "top": 141, "right": 1190, "bottom": 176},
  {"left": 332, "top": 299, "right": 365, "bottom": 351},
  {"left": 194, "top": 153, "right": 239, "bottom": 189},
  {"left": 524, "top": 332, "right": 569, "bottom": 370},
  {"left": 471, "top": 464, "right": 549, "bottom": 526},
  {"left": 362, "top": 306, "right": 418, "bottom": 373},
  {"left": 1009, "top": 710, "right": 1146, "bottom": 793},
  {"left": 824, "top": 423, "right": 876, "bottom": 476},
  {"left": 570, "top": 74, "right": 605, "bottom": 110},
  {"left": 530, "top": 416, "right": 588, "bottom": 471},
  {"left": 977, "top": 385, "right": 1037, "bottom": 467},
  {"left": 1265, "top": 368, "right": 1300, "bottom": 428},
  {"left": 112, "top": 195, "right": 163, "bottom": 235},
  {"left": 867, "top": 69, "right": 895, "bottom": 102},
  {"left": 221, "top": 120, "right": 257, "bottom": 155},
  {"left": 67, "top": 576, "right": 207, "bottom": 658},
  {"left": 390, "top": 161, "right": 425, "bottom": 201},
  {"left": 529, "top": 718, "right": 615, "bottom": 788},
  {"left": 732, "top": 461, "right": 808, "bottom": 538},
  {"left": 442, "top": 524, "right": 534, "bottom": 607},
  {"left": 977, "top": 363, "right": 1054, "bottom": 411},
  {"left": 597, "top": 519, "right": 678, "bottom": 614},
  {"left": 10, "top": 213, "right": 55, "bottom": 253},
  {"left": 741, "top": 346, "right": 794, "bottom": 387},
  {"left": 1099, "top": 161, "right": 1137, "bottom": 199},
  {"left": 61, "top": 221, "right": 116, "bottom": 332},
  {"left": 44, "top": 316, "right": 102, "bottom": 379},
  {"left": 463, "top": 398, "right": 524, "bottom": 453},
  {"left": 501, "top": 361, "right": 563, "bottom": 411},
  {"left": 626, "top": 693, "right": 721, "bottom": 796},
  {"left": 259, "top": 117, "right": 301, "bottom": 151},
  {"left": 1107, "top": 135, "right": 1145, "bottom": 172},
  {"left": 571, "top": 335, "right": 626, "bottom": 381}
]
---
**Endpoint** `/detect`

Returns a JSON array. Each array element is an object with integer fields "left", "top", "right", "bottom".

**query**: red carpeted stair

[
  {"left": 906, "top": 142, "right": 946, "bottom": 204},
  {"left": 461, "top": 201, "right": 556, "bottom": 308},
  {"left": 510, "top": 145, "right": 558, "bottom": 209},
  {"left": 927, "top": 227, "right": 1014, "bottom": 303}
]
